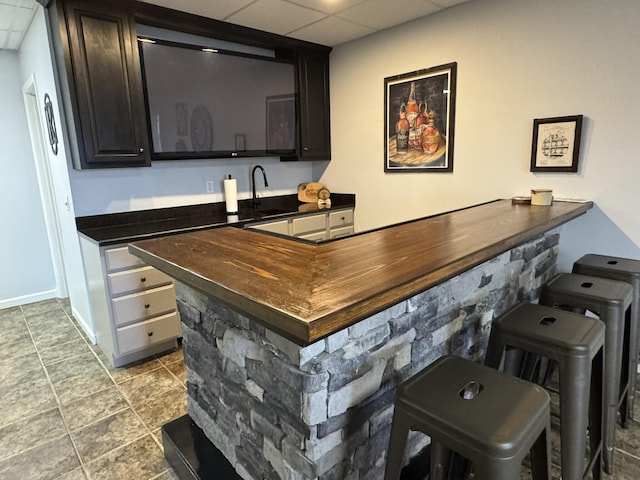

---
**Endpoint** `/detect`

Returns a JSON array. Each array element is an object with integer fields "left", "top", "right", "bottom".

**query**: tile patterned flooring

[
  {"left": 0, "top": 298, "right": 185, "bottom": 480},
  {"left": 2, "top": 298, "right": 640, "bottom": 479}
]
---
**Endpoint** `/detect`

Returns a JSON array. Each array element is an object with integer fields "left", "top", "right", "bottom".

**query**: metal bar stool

[
  {"left": 540, "top": 272, "right": 633, "bottom": 473},
  {"left": 384, "top": 355, "right": 551, "bottom": 480},
  {"left": 573, "top": 254, "right": 640, "bottom": 420},
  {"left": 485, "top": 302, "right": 604, "bottom": 480}
]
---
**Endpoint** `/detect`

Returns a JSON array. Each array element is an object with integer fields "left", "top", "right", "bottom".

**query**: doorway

[{"left": 22, "top": 74, "right": 68, "bottom": 298}]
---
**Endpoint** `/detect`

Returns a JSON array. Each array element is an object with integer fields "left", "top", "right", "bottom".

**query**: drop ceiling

[{"left": 1, "top": 0, "right": 471, "bottom": 51}]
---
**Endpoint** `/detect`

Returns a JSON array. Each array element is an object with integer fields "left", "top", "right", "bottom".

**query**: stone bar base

[{"left": 174, "top": 229, "right": 560, "bottom": 480}]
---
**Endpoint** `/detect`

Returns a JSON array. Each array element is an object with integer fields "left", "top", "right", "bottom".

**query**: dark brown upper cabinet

[
  {"left": 49, "top": 0, "right": 150, "bottom": 169},
  {"left": 297, "top": 49, "right": 331, "bottom": 161},
  {"left": 42, "top": 0, "right": 331, "bottom": 168}
]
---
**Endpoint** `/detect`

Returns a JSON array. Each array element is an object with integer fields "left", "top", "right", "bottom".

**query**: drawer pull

[
  {"left": 140, "top": 276, "right": 146, "bottom": 282},
  {"left": 147, "top": 331, "right": 153, "bottom": 337},
  {"left": 144, "top": 303, "right": 150, "bottom": 309},
  {"left": 341, "top": 216, "right": 345, "bottom": 221}
]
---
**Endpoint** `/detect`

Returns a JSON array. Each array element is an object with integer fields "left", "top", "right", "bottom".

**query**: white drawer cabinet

[
  {"left": 249, "top": 207, "right": 355, "bottom": 241},
  {"left": 80, "top": 236, "right": 181, "bottom": 367},
  {"left": 116, "top": 311, "right": 181, "bottom": 355},
  {"left": 105, "top": 246, "right": 145, "bottom": 272},
  {"left": 291, "top": 214, "right": 327, "bottom": 235},
  {"left": 111, "top": 284, "right": 177, "bottom": 327},
  {"left": 329, "top": 225, "right": 355, "bottom": 239},
  {"left": 329, "top": 210, "right": 354, "bottom": 228},
  {"left": 251, "top": 219, "right": 289, "bottom": 235},
  {"left": 108, "top": 265, "right": 172, "bottom": 296}
]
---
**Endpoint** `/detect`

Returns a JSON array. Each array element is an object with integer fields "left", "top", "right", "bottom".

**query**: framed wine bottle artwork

[{"left": 384, "top": 63, "right": 457, "bottom": 173}]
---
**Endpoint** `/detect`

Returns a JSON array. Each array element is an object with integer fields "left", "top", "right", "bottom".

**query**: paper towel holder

[{"left": 224, "top": 174, "right": 239, "bottom": 215}]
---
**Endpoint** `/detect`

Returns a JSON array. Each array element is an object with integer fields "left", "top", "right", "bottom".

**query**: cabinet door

[
  {"left": 63, "top": 0, "right": 150, "bottom": 168},
  {"left": 291, "top": 213, "right": 327, "bottom": 235},
  {"left": 297, "top": 49, "right": 331, "bottom": 161}
]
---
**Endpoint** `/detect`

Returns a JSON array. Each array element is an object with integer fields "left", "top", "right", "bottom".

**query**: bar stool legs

[
  {"left": 573, "top": 254, "right": 640, "bottom": 421},
  {"left": 384, "top": 355, "right": 551, "bottom": 480},
  {"left": 485, "top": 303, "right": 604, "bottom": 480},
  {"left": 540, "top": 273, "right": 633, "bottom": 474}
]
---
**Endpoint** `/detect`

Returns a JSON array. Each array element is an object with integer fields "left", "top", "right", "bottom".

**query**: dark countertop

[
  {"left": 128, "top": 199, "right": 593, "bottom": 345},
  {"left": 76, "top": 193, "right": 356, "bottom": 246}
]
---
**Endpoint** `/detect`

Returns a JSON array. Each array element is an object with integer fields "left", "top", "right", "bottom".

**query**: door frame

[{"left": 22, "top": 74, "right": 68, "bottom": 298}]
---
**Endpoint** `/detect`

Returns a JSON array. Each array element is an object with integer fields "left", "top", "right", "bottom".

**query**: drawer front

[
  {"left": 105, "top": 246, "right": 145, "bottom": 272},
  {"left": 116, "top": 311, "right": 181, "bottom": 355},
  {"left": 291, "top": 213, "right": 327, "bottom": 235},
  {"left": 329, "top": 225, "right": 355, "bottom": 239},
  {"left": 111, "top": 284, "right": 177, "bottom": 327},
  {"left": 297, "top": 230, "right": 327, "bottom": 241},
  {"left": 329, "top": 209, "right": 354, "bottom": 228},
  {"left": 108, "top": 266, "right": 172, "bottom": 296},
  {"left": 250, "top": 219, "right": 289, "bottom": 235}
]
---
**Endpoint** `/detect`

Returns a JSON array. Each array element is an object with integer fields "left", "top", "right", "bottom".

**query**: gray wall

[
  {"left": 321, "top": 0, "right": 640, "bottom": 269},
  {"left": 0, "top": 50, "right": 55, "bottom": 307}
]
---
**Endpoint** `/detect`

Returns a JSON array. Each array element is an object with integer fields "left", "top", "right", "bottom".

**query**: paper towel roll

[{"left": 223, "top": 176, "right": 238, "bottom": 214}]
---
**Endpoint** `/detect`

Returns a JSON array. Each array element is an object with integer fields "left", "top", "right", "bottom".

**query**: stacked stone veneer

[{"left": 175, "top": 229, "right": 560, "bottom": 480}]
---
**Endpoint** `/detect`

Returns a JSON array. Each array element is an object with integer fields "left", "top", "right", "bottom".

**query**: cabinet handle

[
  {"left": 341, "top": 216, "right": 345, "bottom": 221},
  {"left": 140, "top": 276, "right": 146, "bottom": 282},
  {"left": 144, "top": 303, "right": 150, "bottom": 309},
  {"left": 139, "top": 147, "right": 144, "bottom": 153},
  {"left": 303, "top": 147, "right": 309, "bottom": 152},
  {"left": 147, "top": 331, "right": 153, "bottom": 337}
]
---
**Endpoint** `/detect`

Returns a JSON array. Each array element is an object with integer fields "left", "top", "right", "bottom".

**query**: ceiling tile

[
  {"left": 11, "top": 5, "right": 34, "bottom": 30},
  {"left": 140, "top": 0, "right": 254, "bottom": 21},
  {"left": 227, "top": 0, "right": 327, "bottom": 36},
  {"left": 285, "top": 0, "right": 368, "bottom": 15},
  {"left": 289, "top": 14, "right": 375, "bottom": 46},
  {"left": 0, "top": 5, "right": 14, "bottom": 29},
  {"left": 337, "top": 0, "right": 441, "bottom": 30},
  {"left": 431, "top": 0, "right": 470, "bottom": 7}
]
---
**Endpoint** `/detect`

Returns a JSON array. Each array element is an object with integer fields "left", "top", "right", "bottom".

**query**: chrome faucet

[{"left": 251, "top": 165, "right": 269, "bottom": 209}]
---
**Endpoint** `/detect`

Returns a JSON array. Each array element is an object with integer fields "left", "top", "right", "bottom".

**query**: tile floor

[
  {"left": 0, "top": 298, "right": 185, "bottom": 480},
  {"left": 1, "top": 298, "right": 640, "bottom": 479}
]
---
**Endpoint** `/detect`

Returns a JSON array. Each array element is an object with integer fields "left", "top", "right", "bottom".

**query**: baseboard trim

[
  {"left": 70, "top": 305, "right": 97, "bottom": 344},
  {"left": 0, "top": 289, "right": 58, "bottom": 310}
]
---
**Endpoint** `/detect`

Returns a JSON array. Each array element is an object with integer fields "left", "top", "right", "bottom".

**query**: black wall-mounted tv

[{"left": 139, "top": 37, "right": 297, "bottom": 160}]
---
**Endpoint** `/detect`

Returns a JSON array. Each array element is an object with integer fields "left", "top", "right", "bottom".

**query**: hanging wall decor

[
  {"left": 530, "top": 115, "right": 583, "bottom": 172},
  {"left": 384, "top": 62, "right": 457, "bottom": 173},
  {"left": 44, "top": 93, "right": 58, "bottom": 155}
]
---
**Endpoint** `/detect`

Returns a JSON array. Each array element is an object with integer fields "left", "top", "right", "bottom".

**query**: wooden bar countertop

[{"left": 129, "top": 199, "right": 592, "bottom": 345}]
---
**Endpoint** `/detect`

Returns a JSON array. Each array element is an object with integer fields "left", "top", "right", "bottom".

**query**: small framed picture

[
  {"left": 266, "top": 94, "right": 295, "bottom": 152},
  {"left": 176, "top": 102, "right": 188, "bottom": 136},
  {"left": 235, "top": 133, "right": 246, "bottom": 152},
  {"left": 530, "top": 115, "right": 583, "bottom": 172}
]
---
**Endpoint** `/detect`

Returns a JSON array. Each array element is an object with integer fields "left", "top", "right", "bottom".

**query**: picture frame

[
  {"left": 235, "top": 133, "right": 246, "bottom": 152},
  {"left": 384, "top": 62, "right": 457, "bottom": 173},
  {"left": 530, "top": 114, "right": 583, "bottom": 172},
  {"left": 266, "top": 94, "right": 295, "bottom": 152},
  {"left": 176, "top": 102, "right": 188, "bottom": 136}
]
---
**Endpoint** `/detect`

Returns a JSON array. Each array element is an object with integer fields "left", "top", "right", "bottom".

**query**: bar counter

[{"left": 129, "top": 199, "right": 592, "bottom": 345}]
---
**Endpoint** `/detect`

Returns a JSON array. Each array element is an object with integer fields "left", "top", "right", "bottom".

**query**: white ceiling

[
  {"left": 0, "top": 0, "right": 38, "bottom": 50},
  {"left": 1, "top": 0, "right": 471, "bottom": 51}
]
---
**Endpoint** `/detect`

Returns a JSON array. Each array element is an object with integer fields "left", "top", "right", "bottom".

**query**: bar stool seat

[
  {"left": 384, "top": 355, "right": 551, "bottom": 480},
  {"left": 485, "top": 302, "right": 604, "bottom": 480},
  {"left": 573, "top": 254, "right": 640, "bottom": 420},
  {"left": 540, "top": 272, "right": 633, "bottom": 474}
]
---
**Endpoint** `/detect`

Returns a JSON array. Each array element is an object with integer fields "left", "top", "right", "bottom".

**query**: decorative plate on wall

[
  {"left": 44, "top": 93, "right": 58, "bottom": 155},
  {"left": 190, "top": 105, "right": 213, "bottom": 151}
]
